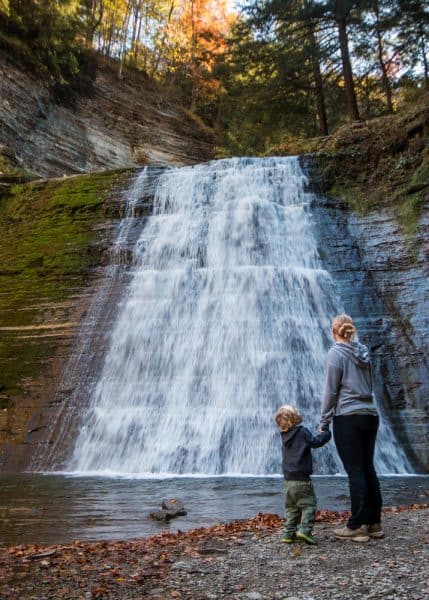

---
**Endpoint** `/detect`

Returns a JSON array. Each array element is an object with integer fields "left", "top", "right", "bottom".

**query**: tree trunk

[
  {"left": 85, "top": 0, "right": 104, "bottom": 49},
  {"left": 421, "top": 36, "right": 429, "bottom": 88},
  {"left": 118, "top": 1, "right": 132, "bottom": 78},
  {"left": 190, "top": 0, "right": 198, "bottom": 112},
  {"left": 151, "top": 0, "right": 175, "bottom": 76},
  {"left": 130, "top": 3, "right": 139, "bottom": 61},
  {"left": 374, "top": 1, "right": 393, "bottom": 112},
  {"left": 135, "top": 13, "right": 143, "bottom": 60},
  {"left": 306, "top": 22, "right": 328, "bottom": 135},
  {"left": 106, "top": 4, "right": 119, "bottom": 58},
  {"left": 337, "top": 16, "right": 360, "bottom": 121},
  {"left": 215, "top": 93, "right": 224, "bottom": 137}
]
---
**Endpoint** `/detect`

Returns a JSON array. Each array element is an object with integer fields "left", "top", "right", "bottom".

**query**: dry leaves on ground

[{"left": 0, "top": 504, "right": 427, "bottom": 598}]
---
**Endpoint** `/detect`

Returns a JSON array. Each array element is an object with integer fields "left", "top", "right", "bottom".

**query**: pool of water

[{"left": 0, "top": 474, "right": 427, "bottom": 547}]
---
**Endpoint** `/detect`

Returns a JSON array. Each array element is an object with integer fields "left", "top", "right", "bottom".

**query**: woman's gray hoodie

[{"left": 320, "top": 341, "right": 378, "bottom": 429}]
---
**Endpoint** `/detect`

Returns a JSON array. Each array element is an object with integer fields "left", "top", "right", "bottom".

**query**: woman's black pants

[{"left": 333, "top": 414, "right": 382, "bottom": 529}]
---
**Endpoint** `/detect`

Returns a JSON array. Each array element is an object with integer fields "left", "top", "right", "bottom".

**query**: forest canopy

[{"left": 0, "top": 0, "right": 428, "bottom": 154}]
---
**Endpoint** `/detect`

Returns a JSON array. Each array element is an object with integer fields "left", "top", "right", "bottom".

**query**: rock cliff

[
  {"left": 308, "top": 170, "right": 429, "bottom": 473},
  {"left": 299, "top": 97, "right": 428, "bottom": 471},
  {"left": 0, "top": 56, "right": 214, "bottom": 177},
  {"left": 0, "top": 170, "right": 135, "bottom": 469}
]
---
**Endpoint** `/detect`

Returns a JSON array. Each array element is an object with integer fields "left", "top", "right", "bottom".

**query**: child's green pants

[{"left": 284, "top": 480, "right": 317, "bottom": 536}]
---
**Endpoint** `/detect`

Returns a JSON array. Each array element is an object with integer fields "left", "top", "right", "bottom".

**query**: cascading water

[{"left": 67, "top": 157, "right": 411, "bottom": 476}]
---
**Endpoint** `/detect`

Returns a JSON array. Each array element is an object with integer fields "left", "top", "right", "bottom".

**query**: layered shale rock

[
  {"left": 0, "top": 56, "right": 214, "bottom": 178},
  {"left": 302, "top": 98, "right": 429, "bottom": 472},
  {"left": 0, "top": 170, "right": 137, "bottom": 469},
  {"left": 311, "top": 192, "right": 429, "bottom": 472}
]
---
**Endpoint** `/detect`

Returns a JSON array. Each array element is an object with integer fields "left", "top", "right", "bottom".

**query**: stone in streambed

[
  {"left": 149, "top": 498, "right": 187, "bottom": 521},
  {"left": 161, "top": 498, "right": 187, "bottom": 515},
  {"left": 149, "top": 510, "right": 172, "bottom": 521}
]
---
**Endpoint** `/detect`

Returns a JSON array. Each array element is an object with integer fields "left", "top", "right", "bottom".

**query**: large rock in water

[
  {"left": 150, "top": 499, "right": 187, "bottom": 521},
  {"left": 311, "top": 191, "right": 429, "bottom": 472},
  {"left": 0, "top": 55, "right": 214, "bottom": 177}
]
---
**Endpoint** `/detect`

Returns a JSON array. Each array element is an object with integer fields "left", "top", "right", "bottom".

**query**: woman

[{"left": 320, "top": 314, "right": 383, "bottom": 542}]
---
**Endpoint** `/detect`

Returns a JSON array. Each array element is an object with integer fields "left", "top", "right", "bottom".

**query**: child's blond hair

[{"left": 275, "top": 405, "right": 303, "bottom": 432}]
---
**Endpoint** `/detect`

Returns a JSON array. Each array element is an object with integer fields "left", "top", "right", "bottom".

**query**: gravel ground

[{"left": 0, "top": 508, "right": 427, "bottom": 599}]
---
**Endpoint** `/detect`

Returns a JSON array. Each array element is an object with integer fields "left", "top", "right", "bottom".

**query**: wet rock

[
  {"left": 161, "top": 498, "right": 187, "bottom": 516},
  {"left": 150, "top": 498, "right": 187, "bottom": 521},
  {"left": 161, "top": 498, "right": 186, "bottom": 515},
  {"left": 149, "top": 510, "right": 172, "bottom": 522}
]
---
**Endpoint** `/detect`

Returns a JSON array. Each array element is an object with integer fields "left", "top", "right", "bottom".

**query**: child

[{"left": 275, "top": 405, "right": 331, "bottom": 545}]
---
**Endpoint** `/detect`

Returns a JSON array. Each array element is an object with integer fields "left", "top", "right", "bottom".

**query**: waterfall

[{"left": 67, "top": 157, "right": 411, "bottom": 476}]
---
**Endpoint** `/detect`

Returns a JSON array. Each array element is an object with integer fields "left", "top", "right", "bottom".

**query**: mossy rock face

[{"left": 0, "top": 169, "right": 131, "bottom": 407}]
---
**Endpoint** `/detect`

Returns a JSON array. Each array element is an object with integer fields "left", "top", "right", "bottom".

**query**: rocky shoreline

[{"left": 0, "top": 505, "right": 427, "bottom": 599}]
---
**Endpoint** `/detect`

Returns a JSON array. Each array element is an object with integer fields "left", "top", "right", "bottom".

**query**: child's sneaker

[
  {"left": 296, "top": 531, "right": 317, "bottom": 545},
  {"left": 368, "top": 523, "right": 384, "bottom": 538},
  {"left": 281, "top": 534, "right": 296, "bottom": 543},
  {"left": 333, "top": 525, "right": 369, "bottom": 542}
]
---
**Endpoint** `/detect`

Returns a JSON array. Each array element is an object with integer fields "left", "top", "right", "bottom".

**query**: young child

[{"left": 275, "top": 405, "right": 331, "bottom": 545}]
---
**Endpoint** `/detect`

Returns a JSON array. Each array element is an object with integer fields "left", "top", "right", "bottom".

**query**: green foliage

[
  {"left": 213, "top": 16, "right": 318, "bottom": 156},
  {"left": 211, "top": 0, "right": 429, "bottom": 156},
  {"left": 0, "top": 0, "right": 96, "bottom": 100}
]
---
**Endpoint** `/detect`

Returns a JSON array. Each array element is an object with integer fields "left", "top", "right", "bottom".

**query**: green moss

[
  {"left": 397, "top": 191, "right": 425, "bottom": 235},
  {"left": 0, "top": 171, "right": 123, "bottom": 287},
  {"left": 409, "top": 150, "right": 429, "bottom": 189},
  {"left": 327, "top": 183, "right": 369, "bottom": 215},
  {"left": 0, "top": 154, "right": 20, "bottom": 176},
  {"left": 0, "top": 169, "right": 131, "bottom": 398},
  {"left": 327, "top": 177, "right": 425, "bottom": 234}
]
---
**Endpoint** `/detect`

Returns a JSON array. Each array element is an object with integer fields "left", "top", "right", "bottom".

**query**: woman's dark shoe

[{"left": 368, "top": 523, "right": 384, "bottom": 538}]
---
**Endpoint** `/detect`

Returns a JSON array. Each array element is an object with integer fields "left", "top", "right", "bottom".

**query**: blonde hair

[
  {"left": 275, "top": 405, "right": 303, "bottom": 432},
  {"left": 332, "top": 314, "right": 356, "bottom": 342}
]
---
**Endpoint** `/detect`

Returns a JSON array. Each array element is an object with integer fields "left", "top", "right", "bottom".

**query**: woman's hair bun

[
  {"left": 332, "top": 314, "right": 356, "bottom": 341},
  {"left": 338, "top": 323, "right": 356, "bottom": 340}
]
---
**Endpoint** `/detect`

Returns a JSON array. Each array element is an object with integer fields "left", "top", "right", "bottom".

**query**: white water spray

[{"left": 68, "top": 157, "right": 411, "bottom": 475}]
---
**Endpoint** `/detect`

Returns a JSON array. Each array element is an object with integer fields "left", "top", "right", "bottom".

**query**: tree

[
  {"left": 397, "top": 0, "right": 429, "bottom": 88},
  {"left": 248, "top": 0, "right": 331, "bottom": 135},
  {"left": 323, "top": 0, "right": 361, "bottom": 121},
  {"left": 167, "top": 0, "right": 233, "bottom": 110}
]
